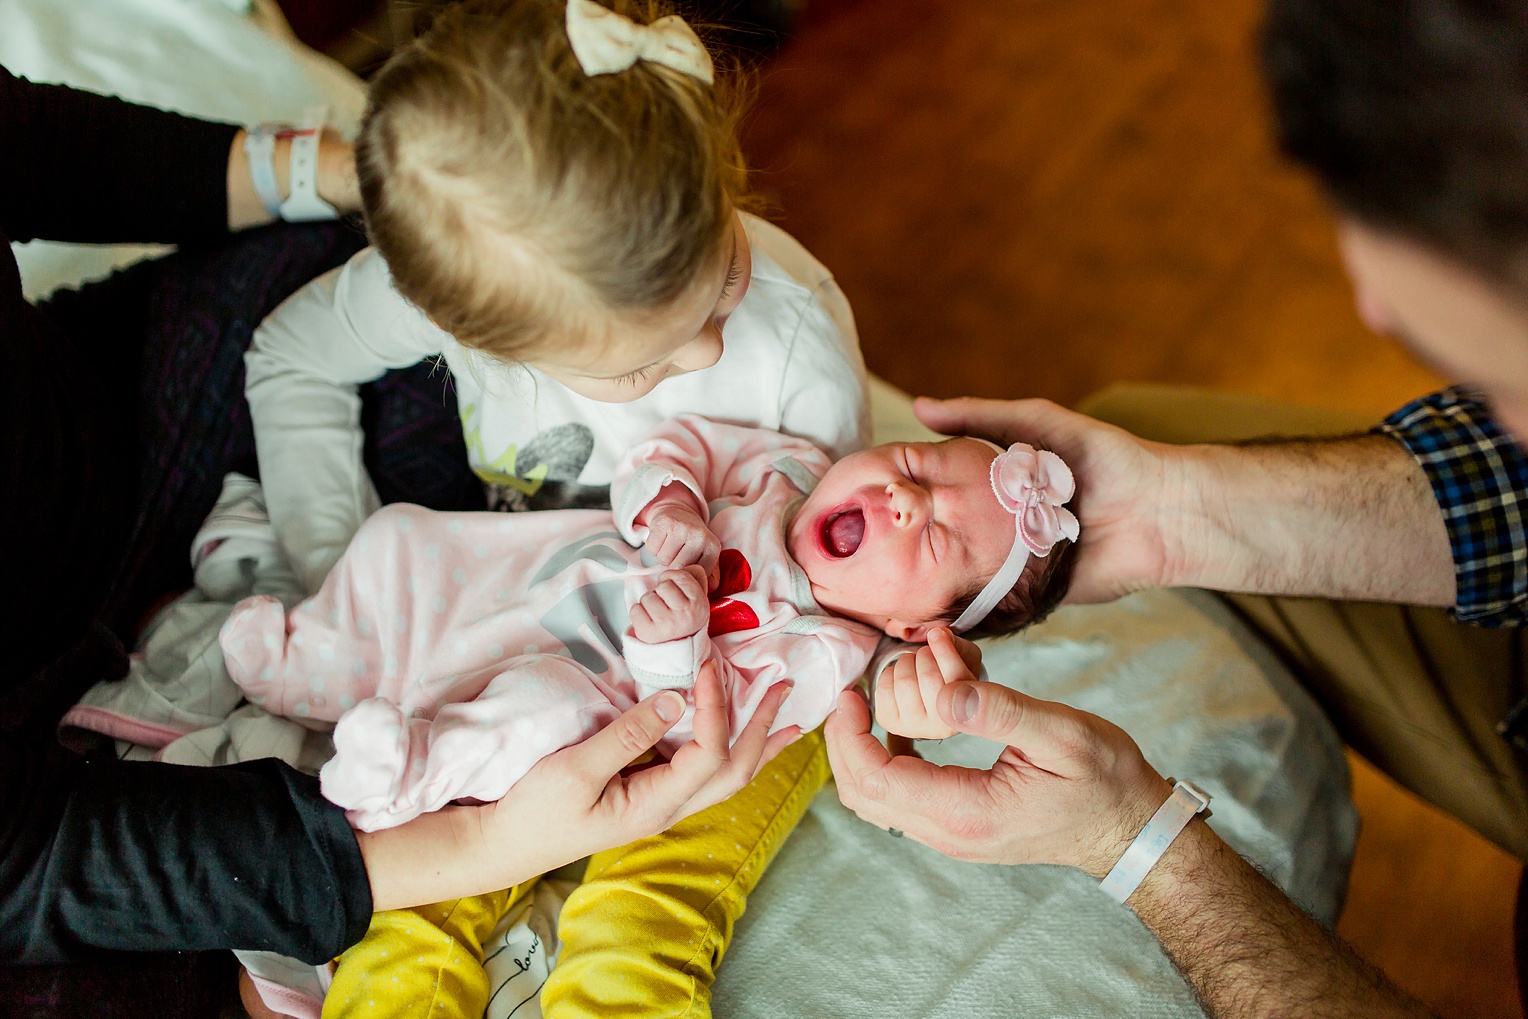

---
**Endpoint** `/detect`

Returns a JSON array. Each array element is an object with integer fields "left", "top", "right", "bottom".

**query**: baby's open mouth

[{"left": 823, "top": 508, "right": 865, "bottom": 558}]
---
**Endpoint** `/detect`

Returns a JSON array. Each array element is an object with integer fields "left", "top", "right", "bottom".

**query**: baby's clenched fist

[
  {"left": 642, "top": 504, "right": 721, "bottom": 589},
  {"left": 630, "top": 566, "right": 711, "bottom": 644},
  {"left": 874, "top": 628, "right": 984, "bottom": 740}
]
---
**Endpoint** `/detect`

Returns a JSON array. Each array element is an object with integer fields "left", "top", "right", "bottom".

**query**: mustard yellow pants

[{"left": 323, "top": 729, "right": 829, "bottom": 1019}]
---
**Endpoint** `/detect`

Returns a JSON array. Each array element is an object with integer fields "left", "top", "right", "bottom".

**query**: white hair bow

[{"left": 565, "top": 0, "right": 715, "bottom": 85}]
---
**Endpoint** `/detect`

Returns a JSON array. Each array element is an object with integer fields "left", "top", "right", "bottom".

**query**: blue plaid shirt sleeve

[{"left": 1378, "top": 387, "right": 1528, "bottom": 627}]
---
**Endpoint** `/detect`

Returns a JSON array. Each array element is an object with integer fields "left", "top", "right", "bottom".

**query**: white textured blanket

[{"left": 714, "top": 587, "right": 1355, "bottom": 1018}]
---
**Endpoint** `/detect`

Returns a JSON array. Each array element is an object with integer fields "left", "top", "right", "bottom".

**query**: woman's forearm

[
  {"left": 224, "top": 127, "right": 360, "bottom": 231},
  {"left": 1130, "top": 819, "right": 1435, "bottom": 1019},
  {"left": 1, "top": 746, "right": 370, "bottom": 963},
  {"left": 357, "top": 806, "right": 526, "bottom": 912},
  {"left": 1163, "top": 434, "right": 1454, "bottom": 605}
]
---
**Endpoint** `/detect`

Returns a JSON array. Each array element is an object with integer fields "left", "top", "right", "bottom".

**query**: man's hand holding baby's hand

[
  {"left": 631, "top": 566, "right": 710, "bottom": 644},
  {"left": 875, "top": 628, "right": 984, "bottom": 740},
  {"left": 641, "top": 501, "right": 722, "bottom": 588}
]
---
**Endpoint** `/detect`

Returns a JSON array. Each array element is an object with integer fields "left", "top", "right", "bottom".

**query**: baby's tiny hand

[
  {"left": 630, "top": 566, "right": 711, "bottom": 644},
  {"left": 643, "top": 504, "right": 721, "bottom": 589},
  {"left": 875, "top": 628, "right": 984, "bottom": 740}
]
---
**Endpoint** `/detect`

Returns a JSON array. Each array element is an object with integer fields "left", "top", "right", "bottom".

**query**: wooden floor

[{"left": 740, "top": 0, "right": 1521, "bottom": 1015}]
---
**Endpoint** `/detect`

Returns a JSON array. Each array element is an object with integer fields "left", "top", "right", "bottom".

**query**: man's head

[{"left": 1264, "top": 0, "right": 1528, "bottom": 436}]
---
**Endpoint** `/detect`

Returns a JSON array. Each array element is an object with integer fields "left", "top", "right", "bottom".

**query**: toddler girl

[{"left": 222, "top": 416, "right": 1078, "bottom": 1015}]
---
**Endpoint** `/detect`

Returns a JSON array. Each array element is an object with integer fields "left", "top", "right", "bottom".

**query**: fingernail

[
  {"left": 951, "top": 684, "right": 979, "bottom": 723},
  {"left": 655, "top": 692, "right": 684, "bottom": 722}
]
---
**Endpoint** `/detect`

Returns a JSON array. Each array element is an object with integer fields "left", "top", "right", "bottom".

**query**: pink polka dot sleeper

[{"left": 220, "top": 416, "right": 881, "bottom": 831}]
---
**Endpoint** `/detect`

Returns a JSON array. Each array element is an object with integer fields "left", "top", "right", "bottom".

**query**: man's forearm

[
  {"left": 1130, "top": 819, "right": 1435, "bottom": 1019},
  {"left": 1163, "top": 434, "right": 1454, "bottom": 605}
]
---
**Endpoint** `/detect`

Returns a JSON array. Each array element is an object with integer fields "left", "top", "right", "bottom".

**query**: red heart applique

[{"left": 708, "top": 548, "right": 759, "bottom": 637}]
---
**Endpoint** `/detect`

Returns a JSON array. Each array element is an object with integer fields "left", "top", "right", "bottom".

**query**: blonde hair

[{"left": 356, "top": 0, "right": 752, "bottom": 362}]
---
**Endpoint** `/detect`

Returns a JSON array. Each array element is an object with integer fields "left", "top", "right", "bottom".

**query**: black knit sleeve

[
  {"left": 0, "top": 63, "right": 237, "bottom": 245},
  {"left": 0, "top": 736, "right": 373, "bottom": 964}
]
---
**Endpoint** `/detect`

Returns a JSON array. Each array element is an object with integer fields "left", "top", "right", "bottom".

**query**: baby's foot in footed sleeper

[
  {"left": 219, "top": 595, "right": 291, "bottom": 709},
  {"left": 321, "top": 698, "right": 417, "bottom": 828}
]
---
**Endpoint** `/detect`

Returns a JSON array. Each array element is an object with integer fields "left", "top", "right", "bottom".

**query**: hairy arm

[
  {"left": 1131, "top": 818, "right": 1434, "bottom": 1018},
  {"left": 1170, "top": 433, "right": 1452, "bottom": 604}
]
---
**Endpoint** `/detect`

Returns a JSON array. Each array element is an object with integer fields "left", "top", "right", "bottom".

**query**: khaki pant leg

[{"left": 1078, "top": 383, "right": 1528, "bottom": 860}]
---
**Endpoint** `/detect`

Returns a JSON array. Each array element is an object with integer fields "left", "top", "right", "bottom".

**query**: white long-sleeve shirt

[{"left": 245, "top": 214, "right": 869, "bottom": 593}]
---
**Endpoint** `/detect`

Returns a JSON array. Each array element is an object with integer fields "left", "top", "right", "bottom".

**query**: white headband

[
  {"left": 950, "top": 440, "right": 1080, "bottom": 633},
  {"left": 565, "top": 0, "right": 715, "bottom": 85}
]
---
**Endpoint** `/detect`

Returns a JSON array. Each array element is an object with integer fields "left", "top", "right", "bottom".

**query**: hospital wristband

[
  {"left": 242, "top": 107, "right": 341, "bottom": 223},
  {"left": 280, "top": 107, "right": 340, "bottom": 222},
  {"left": 243, "top": 125, "right": 284, "bottom": 218},
  {"left": 1098, "top": 780, "right": 1211, "bottom": 904}
]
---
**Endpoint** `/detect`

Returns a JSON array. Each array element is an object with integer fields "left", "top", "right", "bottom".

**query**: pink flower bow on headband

[
  {"left": 950, "top": 440, "right": 1080, "bottom": 633},
  {"left": 992, "top": 444, "right": 1081, "bottom": 556}
]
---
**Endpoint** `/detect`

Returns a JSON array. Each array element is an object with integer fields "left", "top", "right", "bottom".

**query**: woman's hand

[
  {"left": 360, "top": 662, "right": 798, "bottom": 910},
  {"left": 314, "top": 128, "right": 361, "bottom": 215},
  {"left": 492, "top": 661, "right": 799, "bottom": 867},
  {"left": 913, "top": 397, "right": 1188, "bottom": 604},
  {"left": 825, "top": 678, "right": 1170, "bottom": 879}
]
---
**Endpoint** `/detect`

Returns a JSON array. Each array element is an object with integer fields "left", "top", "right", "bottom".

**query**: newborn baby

[{"left": 220, "top": 415, "right": 1078, "bottom": 830}]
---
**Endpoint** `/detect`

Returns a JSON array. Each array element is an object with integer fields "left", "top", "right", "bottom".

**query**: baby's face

[{"left": 787, "top": 437, "right": 1017, "bottom": 640}]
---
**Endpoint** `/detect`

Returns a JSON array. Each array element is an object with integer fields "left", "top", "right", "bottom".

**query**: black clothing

[
  {"left": 0, "top": 65, "right": 372, "bottom": 969},
  {"left": 0, "top": 66, "right": 235, "bottom": 685}
]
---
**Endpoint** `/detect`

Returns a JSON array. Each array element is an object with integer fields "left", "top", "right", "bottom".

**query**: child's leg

[
  {"left": 323, "top": 881, "right": 535, "bottom": 1019},
  {"left": 541, "top": 729, "right": 829, "bottom": 1019}
]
